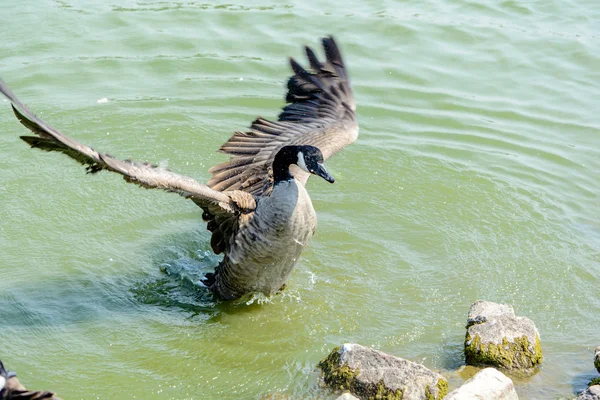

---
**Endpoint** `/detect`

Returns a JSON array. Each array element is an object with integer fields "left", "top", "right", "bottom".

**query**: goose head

[{"left": 273, "top": 145, "right": 334, "bottom": 184}]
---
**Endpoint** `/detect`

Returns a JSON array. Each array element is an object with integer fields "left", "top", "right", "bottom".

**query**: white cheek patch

[
  {"left": 296, "top": 151, "right": 310, "bottom": 173},
  {"left": 0, "top": 376, "right": 6, "bottom": 390}
]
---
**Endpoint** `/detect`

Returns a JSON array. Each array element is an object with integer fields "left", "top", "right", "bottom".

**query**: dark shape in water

[{"left": 0, "top": 359, "right": 61, "bottom": 400}]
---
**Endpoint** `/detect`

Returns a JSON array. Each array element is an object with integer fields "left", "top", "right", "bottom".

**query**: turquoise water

[{"left": 1, "top": 1, "right": 599, "bottom": 399}]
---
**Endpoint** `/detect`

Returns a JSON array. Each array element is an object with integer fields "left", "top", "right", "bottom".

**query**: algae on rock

[
  {"left": 465, "top": 332, "right": 543, "bottom": 371},
  {"left": 425, "top": 379, "right": 448, "bottom": 400}
]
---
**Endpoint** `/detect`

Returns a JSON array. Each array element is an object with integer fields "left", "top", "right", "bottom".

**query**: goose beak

[{"left": 315, "top": 163, "right": 335, "bottom": 183}]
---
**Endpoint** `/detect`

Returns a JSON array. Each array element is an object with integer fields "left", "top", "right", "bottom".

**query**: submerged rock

[
  {"left": 577, "top": 385, "right": 600, "bottom": 400},
  {"left": 595, "top": 346, "right": 600, "bottom": 374},
  {"left": 318, "top": 343, "right": 448, "bottom": 400},
  {"left": 444, "top": 368, "right": 518, "bottom": 400},
  {"left": 464, "top": 301, "right": 542, "bottom": 374}
]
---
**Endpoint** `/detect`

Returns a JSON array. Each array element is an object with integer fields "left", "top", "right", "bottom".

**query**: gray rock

[
  {"left": 466, "top": 302, "right": 515, "bottom": 328},
  {"left": 577, "top": 385, "right": 600, "bottom": 400},
  {"left": 444, "top": 368, "right": 518, "bottom": 400},
  {"left": 318, "top": 343, "right": 448, "bottom": 400},
  {"left": 464, "top": 300, "right": 542, "bottom": 373},
  {"left": 595, "top": 346, "right": 600, "bottom": 374},
  {"left": 336, "top": 393, "right": 360, "bottom": 400}
]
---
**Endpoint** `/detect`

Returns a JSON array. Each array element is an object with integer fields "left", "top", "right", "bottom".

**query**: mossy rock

[
  {"left": 464, "top": 301, "right": 542, "bottom": 375},
  {"left": 465, "top": 332, "right": 542, "bottom": 372},
  {"left": 318, "top": 343, "right": 448, "bottom": 400}
]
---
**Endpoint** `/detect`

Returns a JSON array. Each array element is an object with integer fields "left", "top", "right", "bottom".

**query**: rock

[
  {"left": 595, "top": 346, "right": 600, "bottom": 374},
  {"left": 318, "top": 343, "right": 448, "bottom": 400},
  {"left": 337, "top": 393, "right": 360, "bottom": 400},
  {"left": 444, "top": 368, "right": 518, "bottom": 400},
  {"left": 464, "top": 301, "right": 542, "bottom": 373},
  {"left": 577, "top": 385, "right": 600, "bottom": 400}
]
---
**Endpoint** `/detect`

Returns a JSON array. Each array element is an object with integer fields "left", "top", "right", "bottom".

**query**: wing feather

[
  {"left": 0, "top": 79, "right": 240, "bottom": 216},
  {"left": 208, "top": 36, "right": 358, "bottom": 196}
]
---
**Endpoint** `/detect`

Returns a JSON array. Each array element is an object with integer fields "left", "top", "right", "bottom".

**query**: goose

[
  {"left": 0, "top": 359, "right": 61, "bottom": 399},
  {"left": 0, "top": 36, "right": 358, "bottom": 300}
]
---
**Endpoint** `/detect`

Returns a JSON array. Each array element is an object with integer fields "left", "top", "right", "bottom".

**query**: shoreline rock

[
  {"left": 464, "top": 301, "right": 542, "bottom": 374},
  {"left": 318, "top": 343, "right": 448, "bottom": 400},
  {"left": 444, "top": 368, "right": 518, "bottom": 400},
  {"left": 577, "top": 385, "right": 600, "bottom": 400}
]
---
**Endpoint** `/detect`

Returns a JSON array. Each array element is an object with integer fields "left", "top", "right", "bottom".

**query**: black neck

[{"left": 272, "top": 146, "right": 298, "bottom": 183}]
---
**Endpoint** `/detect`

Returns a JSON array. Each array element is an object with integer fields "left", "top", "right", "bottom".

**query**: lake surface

[{"left": 1, "top": 1, "right": 599, "bottom": 399}]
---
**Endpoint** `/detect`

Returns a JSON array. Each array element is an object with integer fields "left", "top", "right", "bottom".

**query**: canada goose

[
  {"left": 0, "top": 36, "right": 358, "bottom": 300},
  {"left": 0, "top": 359, "right": 61, "bottom": 400}
]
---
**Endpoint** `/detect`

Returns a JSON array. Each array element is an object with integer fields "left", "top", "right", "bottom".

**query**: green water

[{"left": 1, "top": 1, "right": 599, "bottom": 399}]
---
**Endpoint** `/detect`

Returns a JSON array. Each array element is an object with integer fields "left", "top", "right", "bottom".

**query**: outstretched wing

[
  {"left": 0, "top": 79, "right": 242, "bottom": 217},
  {"left": 208, "top": 36, "right": 358, "bottom": 196}
]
